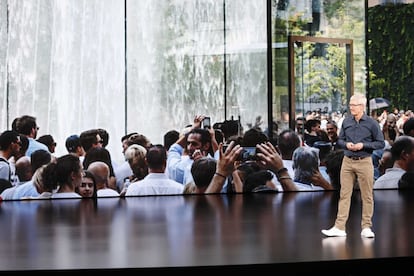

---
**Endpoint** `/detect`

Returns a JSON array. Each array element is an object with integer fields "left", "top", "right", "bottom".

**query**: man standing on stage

[{"left": 321, "top": 94, "right": 385, "bottom": 238}]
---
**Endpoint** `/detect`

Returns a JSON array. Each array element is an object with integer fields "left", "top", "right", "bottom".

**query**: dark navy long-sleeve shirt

[{"left": 337, "top": 113, "right": 385, "bottom": 158}]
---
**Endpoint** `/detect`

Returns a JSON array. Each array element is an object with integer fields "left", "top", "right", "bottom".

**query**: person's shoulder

[
  {"left": 374, "top": 169, "right": 405, "bottom": 185},
  {"left": 33, "top": 139, "right": 49, "bottom": 148},
  {"left": 97, "top": 189, "right": 119, "bottom": 197}
]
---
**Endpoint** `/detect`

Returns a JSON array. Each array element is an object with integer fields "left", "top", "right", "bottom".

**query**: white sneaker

[
  {"left": 361, "top": 228, "right": 375, "bottom": 238},
  {"left": 321, "top": 226, "right": 347, "bottom": 237}
]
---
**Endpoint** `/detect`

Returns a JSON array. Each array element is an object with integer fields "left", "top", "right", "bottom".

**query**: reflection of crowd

[{"left": 1, "top": 104, "right": 414, "bottom": 201}]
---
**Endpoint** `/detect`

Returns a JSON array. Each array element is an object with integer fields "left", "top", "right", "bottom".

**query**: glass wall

[
  {"left": 272, "top": 0, "right": 366, "bottom": 133},
  {"left": 0, "top": 0, "right": 366, "bottom": 162}
]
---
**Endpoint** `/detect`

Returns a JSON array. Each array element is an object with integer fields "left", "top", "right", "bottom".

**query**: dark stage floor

[{"left": 0, "top": 190, "right": 413, "bottom": 274}]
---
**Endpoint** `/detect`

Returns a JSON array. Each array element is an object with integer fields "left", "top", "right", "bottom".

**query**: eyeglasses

[
  {"left": 80, "top": 182, "right": 94, "bottom": 188},
  {"left": 97, "top": 140, "right": 104, "bottom": 144},
  {"left": 349, "top": 104, "right": 362, "bottom": 107}
]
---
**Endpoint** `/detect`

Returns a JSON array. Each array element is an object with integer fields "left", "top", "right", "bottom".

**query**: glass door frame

[{"left": 287, "top": 35, "right": 354, "bottom": 130}]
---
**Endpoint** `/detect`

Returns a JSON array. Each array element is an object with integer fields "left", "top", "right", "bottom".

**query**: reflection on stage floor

[{"left": 0, "top": 190, "right": 413, "bottom": 273}]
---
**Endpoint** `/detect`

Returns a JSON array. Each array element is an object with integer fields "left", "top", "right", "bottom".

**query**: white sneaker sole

[{"left": 321, "top": 229, "right": 347, "bottom": 237}]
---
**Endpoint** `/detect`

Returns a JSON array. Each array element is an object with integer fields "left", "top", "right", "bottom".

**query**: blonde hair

[
  {"left": 124, "top": 144, "right": 148, "bottom": 180},
  {"left": 33, "top": 165, "right": 47, "bottom": 193},
  {"left": 124, "top": 144, "right": 147, "bottom": 163}
]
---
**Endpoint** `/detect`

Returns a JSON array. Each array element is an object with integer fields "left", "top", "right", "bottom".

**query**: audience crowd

[{"left": 1, "top": 107, "right": 414, "bottom": 201}]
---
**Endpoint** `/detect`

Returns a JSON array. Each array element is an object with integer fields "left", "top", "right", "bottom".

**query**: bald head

[
  {"left": 87, "top": 161, "right": 109, "bottom": 189},
  {"left": 15, "top": 156, "right": 32, "bottom": 182}
]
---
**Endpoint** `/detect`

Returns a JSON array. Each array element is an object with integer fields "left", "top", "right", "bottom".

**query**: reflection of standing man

[{"left": 321, "top": 94, "right": 385, "bottom": 238}]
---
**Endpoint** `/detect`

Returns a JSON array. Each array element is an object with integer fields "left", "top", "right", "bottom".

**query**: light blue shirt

[
  {"left": 26, "top": 138, "right": 49, "bottom": 157},
  {"left": 166, "top": 143, "right": 226, "bottom": 192},
  {"left": 167, "top": 143, "right": 192, "bottom": 185},
  {"left": 12, "top": 180, "right": 39, "bottom": 200}
]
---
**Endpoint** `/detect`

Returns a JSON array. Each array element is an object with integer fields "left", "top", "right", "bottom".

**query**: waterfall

[{"left": 0, "top": 0, "right": 268, "bottom": 163}]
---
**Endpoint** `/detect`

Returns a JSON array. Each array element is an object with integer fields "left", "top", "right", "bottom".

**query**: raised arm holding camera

[
  {"left": 205, "top": 141, "right": 243, "bottom": 194},
  {"left": 166, "top": 115, "right": 218, "bottom": 185}
]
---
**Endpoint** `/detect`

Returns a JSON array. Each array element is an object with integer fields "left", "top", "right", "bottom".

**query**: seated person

[
  {"left": 292, "top": 146, "right": 334, "bottom": 191},
  {"left": 374, "top": 135, "right": 414, "bottom": 189},
  {"left": 243, "top": 170, "right": 278, "bottom": 193}
]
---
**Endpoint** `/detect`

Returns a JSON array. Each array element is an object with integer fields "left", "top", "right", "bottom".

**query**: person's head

[
  {"left": 79, "top": 129, "right": 103, "bottom": 153},
  {"left": 83, "top": 147, "right": 114, "bottom": 176},
  {"left": 295, "top": 116, "right": 306, "bottom": 134},
  {"left": 191, "top": 157, "right": 217, "bottom": 192},
  {"left": 163, "top": 130, "right": 179, "bottom": 151},
  {"left": 121, "top": 132, "right": 138, "bottom": 154},
  {"left": 386, "top": 113, "right": 397, "bottom": 130},
  {"left": 277, "top": 129, "right": 301, "bottom": 160},
  {"left": 403, "top": 117, "right": 414, "bottom": 137},
  {"left": 0, "top": 130, "right": 21, "bottom": 158},
  {"left": 304, "top": 119, "right": 321, "bottom": 134},
  {"left": 378, "top": 148, "right": 393, "bottom": 176},
  {"left": 127, "top": 133, "right": 152, "bottom": 150},
  {"left": 87, "top": 161, "right": 110, "bottom": 190},
  {"left": 36, "top": 134, "right": 57, "bottom": 153},
  {"left": 243, "top": 170, "right": 277, "bottom": 193},
  {"left": 65, "top": 134, "right": 85, "bottom": 157},
  {"left": 15, "top": 156, "right": 32, "bottom": 183},
  {"left": 326, "top": 120, "right": 338, "bottom": 137},
  {"left": 13, "top": 115, "right": 40, "bottom": 138},
  {"left": 186, "top": 128, "right": 212, "bottom": 159},
  {"left": 30, "top": 149, "right": 52, "bottom": 173},
  {"left": 348, "top": 94, "right": 367, "bottom": 118},
  {"left": 76, "top": 170, "right": 97, "bottom": 198},
  {"left": 16, "top": 135, "right": 29, "bottom": 159},
  {"left": 42, "top": 154, "right": 83, "bottom": 193},
  {"left": 96, "top": 128, "right": 109, "bottom": 148},
  {"left": 231, "top": 161, "right": 261, "bottom": 193},
  {"left": 32, "top": 164, "right": 47, "bottom": 194},
  {"left": 83, "top": 147, "right": 115, "bottom": 180},
  {"left": 241, "top": 128, "right": 269, "bottom": 147},
  {"left": 292, "top": 146, "right": 319, "bottom": 184},
  {"left": 390, "top": 135, "right": 414, "bottom": 171},
  {"left": 145, "top": 144, "right": 167, "bottom": 172},
  {"left": 124, "top": 144, "right": 148, "bottom": 180}
]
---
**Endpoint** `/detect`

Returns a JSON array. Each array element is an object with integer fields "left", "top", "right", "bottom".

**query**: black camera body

[
  {"left": 202, "top": 117, "right": 211, "bottom": 129},
  {"left": 223, "top": 145, "right": 257, "bottom": 162},
  {"left": 239, "top": 147, "right": 257, "bottom": 161}
]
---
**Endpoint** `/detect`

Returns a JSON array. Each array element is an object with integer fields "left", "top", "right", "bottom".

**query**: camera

[
  {"left": 239, "top": 147, "right": 257, "bottom": 161},
  {"left": 202, "top": 117, "right": 211, "bottom": 129},
  {"left": 222, "top": 145, "right": 257, "bottom": 161}
]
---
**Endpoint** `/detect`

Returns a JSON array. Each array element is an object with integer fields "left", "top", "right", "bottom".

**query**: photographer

[
  {"left": 205, "top": 141, "right": 298, "bottom": 193},
  {"left": 166, "top": 115, "right": 218, "bottom": 185}
]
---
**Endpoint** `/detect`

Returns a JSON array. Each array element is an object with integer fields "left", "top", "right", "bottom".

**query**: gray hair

[{"left": 292, "top": 146, "right": 320, "bottom": 184}]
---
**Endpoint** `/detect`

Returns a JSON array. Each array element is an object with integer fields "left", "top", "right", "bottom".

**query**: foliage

[{"left": 368, "top": 3, "right": 414, "bottom": 111}]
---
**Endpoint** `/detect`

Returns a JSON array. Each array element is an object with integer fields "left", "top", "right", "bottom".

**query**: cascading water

[{"left": 0, "top": 0, "right": 268, "bottom": 163}]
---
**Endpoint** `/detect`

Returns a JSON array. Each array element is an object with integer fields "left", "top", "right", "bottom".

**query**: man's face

[
  {"left": 387, "top": 116, "right": 396, "bottom": 129},
  {"left": 326, "top": 124, "right": 337, "bottom": 136},
  {"left": 187, "top": 133, "right": 204, "bottom": 159},
  {"left": 122, "top": 139, "right": 129, "bottom": 154},
  {"left": 296, "top": 120, "right": 304, "bottom": 133},
  {"left": 348, "top": 98, "right": 364, "bottom": 117}
]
